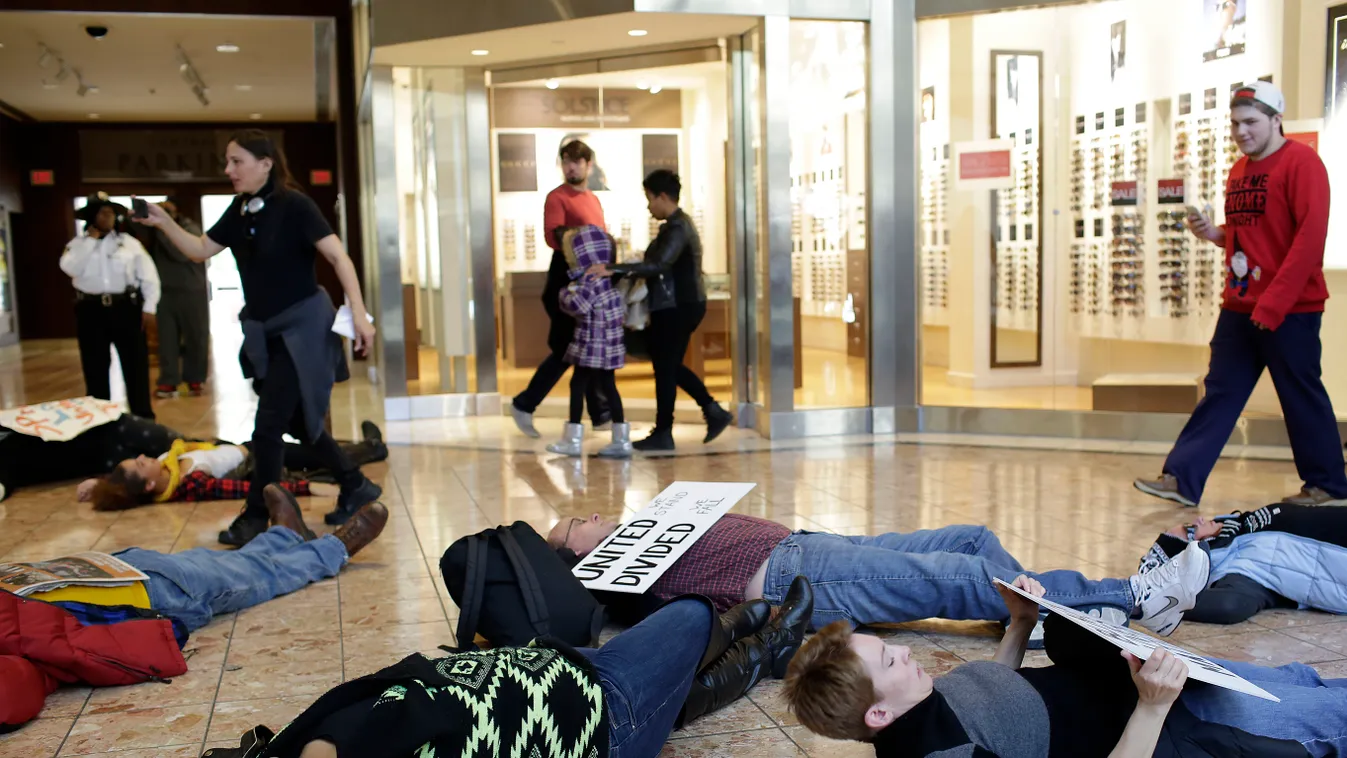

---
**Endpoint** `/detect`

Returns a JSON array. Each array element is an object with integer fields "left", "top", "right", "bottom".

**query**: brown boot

[
  {"left": 333, "top": 501, "right": 389, "bottom": 557},
  {"left": 263, "top": 484, "right": 317, "bottom": 541}
]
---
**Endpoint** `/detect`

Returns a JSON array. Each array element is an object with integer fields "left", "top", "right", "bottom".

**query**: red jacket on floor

[{"left": 0, "top": 590, "right": 188, "bottom": 729}]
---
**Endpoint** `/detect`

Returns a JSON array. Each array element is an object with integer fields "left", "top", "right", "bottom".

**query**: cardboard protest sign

[
  {"left": 573, "top": 482, "right": 756, "bottom": 594},
  {"left": 0, "top": 397, "right": 123, "bottom": 441},
  {"left": 995, "top": 579, "right": 1278, "bottom": 701}
]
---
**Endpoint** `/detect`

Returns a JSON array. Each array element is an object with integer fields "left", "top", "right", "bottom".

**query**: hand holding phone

[{"left": 131, "top": 197, "right": 149, "bottom": 220}]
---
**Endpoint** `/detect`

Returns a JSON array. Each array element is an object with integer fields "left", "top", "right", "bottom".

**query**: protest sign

[
  {"left": 995, "top": 579, "right": 1278, "bottom": 701},
  {"left": 573, "top": 482, "right": 756, "bottom": 594},
  {"left": 0, "top": 396, "right": 123, "bottom": 441}
]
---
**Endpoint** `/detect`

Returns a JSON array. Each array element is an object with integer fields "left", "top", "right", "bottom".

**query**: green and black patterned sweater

[{"left": 262, "top": 639, "right": 608, "bottom": 758}]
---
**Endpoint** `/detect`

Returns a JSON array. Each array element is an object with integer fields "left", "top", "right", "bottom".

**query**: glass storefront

[{"left": 917, "top": 0, "right": 1347, "bottom": 424}]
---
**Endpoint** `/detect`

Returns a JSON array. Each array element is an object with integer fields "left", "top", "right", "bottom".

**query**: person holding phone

[
  {"left": 1135, "top": 81, "right": 1347, "bottom": 508},
  {"left": 62, "top": 192, "right": 160, "bottom": 420},
  {"left": 134, "top": 130, "right": 380, "bottom": 547}
]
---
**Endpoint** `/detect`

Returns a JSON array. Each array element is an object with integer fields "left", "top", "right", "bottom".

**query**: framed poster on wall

[
  {"left": 1203, "top": 0, "right": 1246, "bottom": 62},
  {"left": 1326, "top": 3, "right": 1347, "bottom": 122},
  {"left": 496, "top": 134, "right": 538, "bottom": 193}
]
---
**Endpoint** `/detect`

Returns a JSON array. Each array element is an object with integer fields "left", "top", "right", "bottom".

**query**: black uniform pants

[
  {"left": 76, "top": 296, "right": 155, "bottom": 420},
  {"left": 156, "top": 289, "right": 210, "bottom": 387},
  {"left": 243, "top": 339, "right": 362, "bottom": 519},
  {"left": 648, "top": 301, "right": 715, "bottom": 431}
]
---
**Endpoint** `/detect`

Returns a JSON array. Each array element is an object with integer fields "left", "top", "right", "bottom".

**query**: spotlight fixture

[
  {"left": 649, "top": 84, "right": 663, "bottom": 94},
  {"left": 87, "top": 113, "right": 100, "bottom": 119},
  {"left": 216, "top": 43, "right": 240, "bottom": 53},
  {"left": 636, "top": 81, "right": 649, "bottom": 90},
  {"left": 55, "top": 64, "right": 71, "bottom": 83},
  {"left": 628, "top": 29, "right": 648, "bottom": 37},
  {"left": 545, "top": 79, "right": 560, "bottom": 90},
  {"left": 75, "top": 71, "right": 96, "bottom": 97},
  {"left": 176, "top": 46, "right": 211, "bottom": 107},
  {"left": 470, "top": 49, "right": 489, "bottom": 56},
  {"left": 235, "top": 84, "right": 253, "bottom": 91},
  {"left": 249, "top": 113, "right": 262, "bottom": 120},
  {"left": 37, "top": 44, "right": 54, "bottom": 68}
]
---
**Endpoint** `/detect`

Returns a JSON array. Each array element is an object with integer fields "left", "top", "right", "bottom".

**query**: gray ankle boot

[
  {"left": 597, "top": 422, "right": 633, "bottom": 459},
  {"left": 546, "top": 422, "right": 585, "bottom": 457},
  {"left": 511, "top": 404, "right": 541, "bottom": 439}
]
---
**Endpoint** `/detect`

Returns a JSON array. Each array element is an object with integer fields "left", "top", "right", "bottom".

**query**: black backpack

[{"left": 439, "top": 522, "right": 606, "bottom": 650}]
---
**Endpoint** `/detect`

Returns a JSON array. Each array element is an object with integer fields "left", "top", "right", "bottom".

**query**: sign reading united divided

[
  {"left": 0, "top": 396, "right": 123, "bottom": 441},
  {"left": 573, "top": 482, "right": 757, "bottom": 594}
]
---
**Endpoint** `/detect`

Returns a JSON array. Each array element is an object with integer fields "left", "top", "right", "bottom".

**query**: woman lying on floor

[
  {"left": 1141, "top": 503, "right": 1347, "bottom": 625},
  {"left": 784, "top": 564, "right": 1347, "bottom": 758},
  {"left": 82, "top": 421, "right": 387, "bottom": 511},
  {"left": 203, "top": 578, "right": 815, "bottom": 758}
]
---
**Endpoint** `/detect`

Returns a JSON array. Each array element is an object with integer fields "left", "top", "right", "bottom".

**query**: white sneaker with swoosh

[{"left": 1133, "top": 541, "right": 1210, "bottom": 637}]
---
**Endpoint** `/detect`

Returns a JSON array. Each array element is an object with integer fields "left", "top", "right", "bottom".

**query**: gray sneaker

[
  {"left": 511, "top": 404, "right": 541, "bottom": 439},
  {"left": 1282, "top": 486, "right": 1347, "bottom": 506},
  {"left": 1133, "top": 473, "right": 1197, "bottom": 508},
  {"left": 1134, "top": 541, "right": 1210, "bottom": 637}
]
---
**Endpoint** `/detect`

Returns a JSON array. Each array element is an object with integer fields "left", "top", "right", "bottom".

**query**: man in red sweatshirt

[
  {"left": 510, "top": 139, "right": 611, "bottom": 438},
  {"left": 1136, "top": 81, "right": 1347, "bottom": 508}
]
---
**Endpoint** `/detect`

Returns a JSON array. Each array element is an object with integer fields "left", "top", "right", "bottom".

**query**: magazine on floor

[{"left": 0, "top": 552, "right": 148, "bottom": 596}]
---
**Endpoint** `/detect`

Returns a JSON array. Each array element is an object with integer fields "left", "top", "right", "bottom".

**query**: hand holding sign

[{"left": 993, "top": 578, "right": 1279, "bottom": 701}]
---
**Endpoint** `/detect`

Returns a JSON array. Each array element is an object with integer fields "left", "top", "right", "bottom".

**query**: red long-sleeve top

[
  {"left": 542, "top": 184, "right": 605, "bottom": 251},
  {"left": 1221, "top": 140, "right": 1331, "bottom": 330}
]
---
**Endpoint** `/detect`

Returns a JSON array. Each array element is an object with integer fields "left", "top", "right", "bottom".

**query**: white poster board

[
  {"left": 995, "top": 579, "right": 1278, "bottom": 701},
  {"left": 573, "top": 482, "right": 756, "bottom": 594},
  {"left": 0, "top": 397, "right": 123, "bottom": 441}
]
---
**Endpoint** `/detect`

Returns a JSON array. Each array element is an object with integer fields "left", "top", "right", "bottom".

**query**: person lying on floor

[
  {"left": 549, "top": 511, "right": 1211, "bottom": 638},
  {"left": 202, "top": 576, "right": 815, "bottom": 758},
  {"left": 1139, "top": 503, "right": 1347, "bottom": 625},
  {"left": 80, "top": 422, "right": 388, "bottom": 510},
  {"left": 1, "top": 485, "right": 388, "bottom": 731},
  {"left": 784, "top": 561, "right": 1347, "bottom": 758}
]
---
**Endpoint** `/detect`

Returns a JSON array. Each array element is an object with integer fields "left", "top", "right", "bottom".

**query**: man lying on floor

[
  {"left": 784, "top": 561, "right": 1347, "bottom": 758},
  {"left": 202, "top": 577, "right": 815, "bottom": 758},
  {"left": 1140, "top": 503, "right": 1347, "bottom": 625},
  {"left": 1, "top": 485, "right": 388, "bottom": 730},
  {"left": 550, "top": 512, "right": 1211, "bottom": 638},
  {"left": 80, "top": 422, "right": 388, "bottom": 510},
  {"left": 0, "top": 410, "right": 385, "bottom": 503}
]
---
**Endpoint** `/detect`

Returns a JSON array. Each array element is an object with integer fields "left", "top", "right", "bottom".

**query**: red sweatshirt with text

[{"left": 1221, "top": 140, "right": 1331, "bottom": 330}]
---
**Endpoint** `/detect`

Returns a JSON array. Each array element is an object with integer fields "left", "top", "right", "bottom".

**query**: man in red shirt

[
  {"left": 510, "top": 139, "right": 612, "bottom": 438},
  {"left": 1136, "top": 81, "right": 1347, "bottom": 508}
]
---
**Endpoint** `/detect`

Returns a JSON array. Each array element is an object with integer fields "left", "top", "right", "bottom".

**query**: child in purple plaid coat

[{"left": 547, "top": 226, "right": 631, "bottom": 459}]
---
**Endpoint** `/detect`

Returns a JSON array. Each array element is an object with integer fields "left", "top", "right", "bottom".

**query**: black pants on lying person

[{"left": 204, "top": 578, "right": 814, "bottom": 758}]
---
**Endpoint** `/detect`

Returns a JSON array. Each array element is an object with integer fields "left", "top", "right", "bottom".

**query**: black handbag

[{"left": 439, "top": 522, "right": 605, "bottom": 650}]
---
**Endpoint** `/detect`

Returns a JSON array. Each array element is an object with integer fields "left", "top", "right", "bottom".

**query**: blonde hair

[{"left": 783, "top": 621, "right": 878, "bottom": 742}]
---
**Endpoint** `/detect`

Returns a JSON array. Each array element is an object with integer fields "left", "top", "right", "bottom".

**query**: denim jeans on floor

[
  {"left": 577, "top": 598, "right": 712, "bottom": 758},
  {"left": 760, "top": 526, "right": 1135, "bottom": 629},
  {"left": 1181, "top": 659, "right": 1347, "bottom": 757},
  {"left": 117, "top": 527, "right": 348, "bottom": 632}
]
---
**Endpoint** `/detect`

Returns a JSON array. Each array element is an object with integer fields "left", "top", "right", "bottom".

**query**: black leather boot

[
  {"left": 698, "top": 598, "right": 771, "bottom": 671},
  {"left": 760, "top": 575, "right": 814, "bottom": 678}
]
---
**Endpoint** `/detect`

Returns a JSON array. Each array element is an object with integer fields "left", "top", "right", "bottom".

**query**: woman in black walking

[{"left": 136, "top": 129, "right": 381, "bottom": 546}]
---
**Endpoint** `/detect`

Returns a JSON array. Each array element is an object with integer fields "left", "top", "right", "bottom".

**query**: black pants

[
  {"left": 1188, "top": 574, "right": 1294, "bottom": 625},
  {"left": 648, "top": 301, "right": 715, "bottom": 431},
  {"left": 76, "top": 296, "right": 154, "bottom": 420},
  {"left": 569, "top": 367, "right": 623, "bottom": 425},
  {"left": 243, "top": 339, "right": 362, "bottom": 518},
  {"left": 514, "top": 352, "right": 609, "bottom": 423},
  {"left": 156, "top": 289, "right": 210, "bottom": 386}
]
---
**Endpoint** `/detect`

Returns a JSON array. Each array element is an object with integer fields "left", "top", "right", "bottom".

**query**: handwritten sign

[
  {"left": 0, "top": 397, "right": 123, "bottom": 441},
  {"left": 995, "top": 579, "right": 1278, "bottom": 701},
  {"left": 573, "top": 482, "right": 756, "bottom": 594}
]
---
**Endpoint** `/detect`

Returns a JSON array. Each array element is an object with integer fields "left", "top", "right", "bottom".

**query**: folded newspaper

[{"left": 0, "top": 552, "right": 148, "bottom": 596}]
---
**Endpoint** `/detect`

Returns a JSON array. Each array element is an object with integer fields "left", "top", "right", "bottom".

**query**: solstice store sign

[{"left": 492, "top": 87, "right": 682, "bottom": 130}]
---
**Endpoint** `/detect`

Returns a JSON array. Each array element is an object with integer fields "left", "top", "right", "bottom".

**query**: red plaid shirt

[
  {"left": 649, "top": 514, "right": 791, "bottom": 612},
  {"left": 171, "top": 471, "right": 310, "bottom": 502}
]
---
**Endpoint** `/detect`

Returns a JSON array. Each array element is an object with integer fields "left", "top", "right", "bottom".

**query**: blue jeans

[
  {"left": 117, "top": 527, "right": 348, "bottom": 632},
  {"left": 760, "top": 526, "right": 1135, "bottom": 629},
  {"left": 1165, "top": 310, "right": 1347, "bottom": 504},
  {"left": 578, "top": 598, "right": 712, "bottom": 758},
  {"left": 1181, "top": 660, "right": 1347, "bottom": 756}
]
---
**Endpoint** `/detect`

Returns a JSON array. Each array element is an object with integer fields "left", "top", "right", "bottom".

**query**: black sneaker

[
  {"left": 218, "top": 511, "right": 269, "bottom": 547},
  {"left": 703, "top": 403, "right": 734, "bottom": 444},
  {"left": 633, "top": 428, "right": 676, "bottom": 453},
  {"left": 361, "top": 420, "right": 389, "bottom": 462},
  {"left": 325, "top": 478, "right": 383, "bottom": 525}
]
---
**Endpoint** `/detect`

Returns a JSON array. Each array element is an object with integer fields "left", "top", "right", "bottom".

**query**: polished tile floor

[{"left": 2, "top": 341, "right": 1346, "bottom": 757}]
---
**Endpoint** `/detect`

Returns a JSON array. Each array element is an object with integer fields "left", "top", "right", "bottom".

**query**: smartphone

[
  {"left": 131, "top": 197, "right": 149, "bottom": 219},
  {"left": 1184, "top": 204, "right": 1202, "bottom": 219}
]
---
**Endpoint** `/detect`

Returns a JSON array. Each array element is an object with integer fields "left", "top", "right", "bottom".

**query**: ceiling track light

[{"left": 176, "top": 46, "right": 211, "bottom": 107}]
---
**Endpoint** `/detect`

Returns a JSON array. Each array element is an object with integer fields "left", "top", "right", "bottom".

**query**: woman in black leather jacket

[{"left": 590, "top": 170, "right": 733, "bottom": 451}]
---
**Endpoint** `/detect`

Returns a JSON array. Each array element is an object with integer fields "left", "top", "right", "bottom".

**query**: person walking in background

[
  {"left": 545, "top": 226, "right": 631, "bottom": 459},
  {"left": 135, "top": 129, "right": 380, "bottom": 547},
  {"left": 1135, "top": 81, "right": 1347, "bottom": 508},
  {"left": 510, "top": 139, "right": 610, "bottom": 439},
  {"left": 591, "top": 170, "right": 733, "bottom": 452},
  {"left": 62, "top": 192, "right": 159, "bottom": 421},
  {"left": 136, "top": 198, "right": 210, "bottom": 399}
]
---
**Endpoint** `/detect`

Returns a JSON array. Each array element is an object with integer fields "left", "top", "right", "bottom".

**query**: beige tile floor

[{"left": 2, "top": 341, "right": 1346, "bottom": 757}]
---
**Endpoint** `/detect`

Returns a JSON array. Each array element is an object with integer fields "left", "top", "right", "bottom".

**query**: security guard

[{"left": 61, "top": 192, "right": 160, "bottom": 419}]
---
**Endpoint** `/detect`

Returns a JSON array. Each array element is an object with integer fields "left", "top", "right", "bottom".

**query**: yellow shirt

[{"left": 28, "top": 582, "right": 151, "bottom": 608}]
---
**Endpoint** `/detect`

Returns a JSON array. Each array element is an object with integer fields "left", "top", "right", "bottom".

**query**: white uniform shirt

[
  {"left": 157, "top": 445, "right": 248, "bottom": 477},
  {"left": 60, "top": 232, "right": 161, "bottom": 314}
]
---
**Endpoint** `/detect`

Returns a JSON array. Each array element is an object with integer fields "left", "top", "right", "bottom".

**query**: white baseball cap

[{"left": 1231, "top": 80, "right": 1285, "bottom": 114}]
